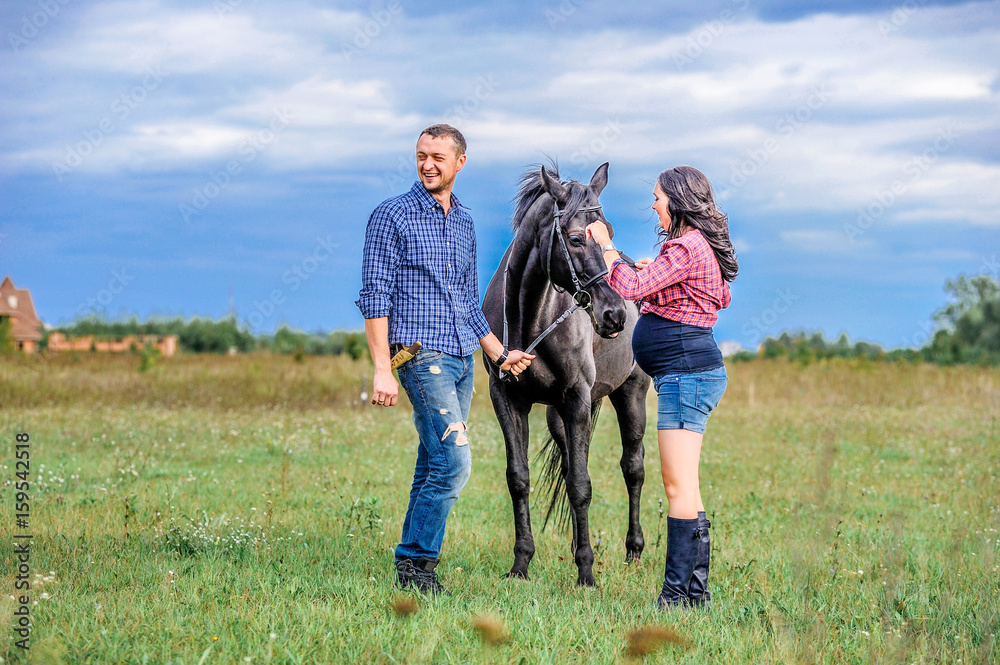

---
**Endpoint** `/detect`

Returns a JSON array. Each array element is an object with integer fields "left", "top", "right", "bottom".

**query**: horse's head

[{"left": 538, "top": 162, "right": 627, "bottom": 339}]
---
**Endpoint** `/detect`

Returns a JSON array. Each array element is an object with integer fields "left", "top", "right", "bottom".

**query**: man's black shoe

[
  {"left": 395, "top": 558, "right": 417, "bottom": 588},
  {"left": 396, "top": 557, "right": 449, "bottom": 595}
]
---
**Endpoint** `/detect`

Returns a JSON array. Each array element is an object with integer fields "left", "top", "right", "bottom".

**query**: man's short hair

[{"left": 419, "top": 124, "right": 467, "bottom": 156}]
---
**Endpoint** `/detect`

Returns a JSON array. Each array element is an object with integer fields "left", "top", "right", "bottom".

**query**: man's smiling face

[{"left": 415, "top": 133, "right": 466, "bottom": 195}]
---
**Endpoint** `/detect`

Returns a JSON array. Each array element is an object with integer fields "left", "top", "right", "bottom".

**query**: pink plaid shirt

[{"left": 607, "top": 229, "right": 731, "bottom": 327}]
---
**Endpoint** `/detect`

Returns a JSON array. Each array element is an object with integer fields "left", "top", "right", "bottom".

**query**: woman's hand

[
  {"left": 634, "top": 258, "right": 652, "bottom": 271},
  {"left": 585, "top": 222, "right": 612, "bottom": 247}
]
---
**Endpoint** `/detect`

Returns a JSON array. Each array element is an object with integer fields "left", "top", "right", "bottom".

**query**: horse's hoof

[
  {"left": 576, "top": 575, "right": 596, "bottom": 587},
  {"left": 625, "top": 551, "right": 642, "bottom": 564},
  {"left": 506, "top": 569, "right": 529, "bottom": 581}
]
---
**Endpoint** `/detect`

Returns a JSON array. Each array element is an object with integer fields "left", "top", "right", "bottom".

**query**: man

[{"left": 356, "top": 124, "right": 533, "bottom": 595}]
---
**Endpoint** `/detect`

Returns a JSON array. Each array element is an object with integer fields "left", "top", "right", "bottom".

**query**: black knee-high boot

[
  {"left": 657, "top": 516, "right": 700, "bottom": 609},
  {"left": 687, "top": 511, "right": 711, "bottom": 607}
]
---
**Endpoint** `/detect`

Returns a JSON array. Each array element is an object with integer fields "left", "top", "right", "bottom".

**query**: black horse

[{"left": 482, "top": 163, "right": 650, "bottom": 587}]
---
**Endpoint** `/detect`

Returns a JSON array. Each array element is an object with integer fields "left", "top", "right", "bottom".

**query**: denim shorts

[{"left": 652, "top": 365, "right": 727, "bottom": 433}]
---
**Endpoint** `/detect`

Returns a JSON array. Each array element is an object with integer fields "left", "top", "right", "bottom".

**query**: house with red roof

[{"left": 0, "top": 275, "right": 43, "bottom": 353}]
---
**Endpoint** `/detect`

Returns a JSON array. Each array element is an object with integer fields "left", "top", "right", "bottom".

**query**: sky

[{"left": 1, "top": 0, "right": 998, "bottom": 350}]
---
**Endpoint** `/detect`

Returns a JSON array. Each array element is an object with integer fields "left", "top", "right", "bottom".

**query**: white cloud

[{"left": 1, "top": 0, "right": 997, "bottom": 233}]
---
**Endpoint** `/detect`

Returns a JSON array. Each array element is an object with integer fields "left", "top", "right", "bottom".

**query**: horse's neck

[{"left": 506, "top": 235, "right": 559, "bottom": 339}]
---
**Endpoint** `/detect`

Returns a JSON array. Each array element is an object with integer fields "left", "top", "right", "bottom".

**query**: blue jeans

[{"left": 394, "top": 349, "right": 474, "bottom": 561}]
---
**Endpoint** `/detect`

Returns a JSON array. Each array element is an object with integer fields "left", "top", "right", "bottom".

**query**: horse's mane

[{"left": 511, "top": 162, "right": 595, "bottom": 234}]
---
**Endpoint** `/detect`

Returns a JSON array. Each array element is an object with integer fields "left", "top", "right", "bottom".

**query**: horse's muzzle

[{"left": 595, "top": 305, "right": 626, "bottom": 338}]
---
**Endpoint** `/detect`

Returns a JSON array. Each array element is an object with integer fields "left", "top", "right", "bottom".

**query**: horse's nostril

[{"left": 602, "top": 308, "right": 626, "bottom": 333}]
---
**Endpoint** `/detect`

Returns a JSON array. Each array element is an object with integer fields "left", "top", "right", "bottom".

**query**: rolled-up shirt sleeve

[
  {"left": 355, "top": 203, "right": 402, "bottom": 319},
  {"left": 464, "top": 236, "right": 491, "bottom": 339},
  {"left": 606, "top": 242, "right": 692, "bottom": 301}
]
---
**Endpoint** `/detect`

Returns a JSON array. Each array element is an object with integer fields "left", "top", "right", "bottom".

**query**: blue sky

[{"left": 1, "top": 0, "right": 997, "bottom": 350}]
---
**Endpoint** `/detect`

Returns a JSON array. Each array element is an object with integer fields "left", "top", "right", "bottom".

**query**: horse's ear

[
  {"left": 589, "top": 162, "right": 609, "bottom": 197},
  {"left": 540, "top": 166, "right": 568, "bottom": 204}
]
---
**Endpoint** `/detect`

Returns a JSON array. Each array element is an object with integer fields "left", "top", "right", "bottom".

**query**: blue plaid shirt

[{"left": 356, "top": 181, "right": 491, "bottom": 357}]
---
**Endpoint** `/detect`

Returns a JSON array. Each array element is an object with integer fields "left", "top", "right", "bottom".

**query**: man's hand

[
  {"left": 372, "top": 369, "right": 398, "bottom": 407},
  {"left": 500, "top": 349, "right": 535, "bottom": 377},
  {"left": 634, "top": 257, "right": 652, "bottom": 271},
  {"left": 364, "top": 317, "right": 398, "bottom": 408}
]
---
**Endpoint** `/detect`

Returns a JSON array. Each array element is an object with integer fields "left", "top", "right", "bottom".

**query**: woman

[{"left": 586, "top": 165, "right": 737, "bottom": 609}]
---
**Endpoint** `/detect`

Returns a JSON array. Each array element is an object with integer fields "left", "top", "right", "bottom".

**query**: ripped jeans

[{"left": 394, "top": 348, "right": 474, "bottom": 562}]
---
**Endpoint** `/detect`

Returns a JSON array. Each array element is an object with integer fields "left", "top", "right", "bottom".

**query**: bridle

[
  {"left": 498, "top": 199, "right": 609, "bottom": 382},
  {"left": 544, "top": 203, "right": 609, "bottom": 308}
]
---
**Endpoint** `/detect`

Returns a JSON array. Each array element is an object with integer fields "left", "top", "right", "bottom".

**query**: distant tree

[
  {"left": 60, "top": 315, "right": 257, "bottom": 354},
  {"left": 833, "top": 332, "right": 852, "bottom": 358},
  {"left": 853, "top": 340, "right": 884, "bottom": 361},
  {"left": 758, "top": 330, "right": 886, "bottom": 363},
  {"left": 0, "top": 316, "right": 15, "bottom": 354},
  {"left": 344, "top": 332, "right": 367, "bottom": 361},
  {"left": 925, "top": 274, "right": 1000, "bottom": 364},
  {"left": 55, "top": 315, "right": 374, "bottom": 357}
]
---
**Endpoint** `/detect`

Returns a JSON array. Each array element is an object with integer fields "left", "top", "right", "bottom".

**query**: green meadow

[{"left": 1, "top": 353, "right": 998, "bottom": 664}]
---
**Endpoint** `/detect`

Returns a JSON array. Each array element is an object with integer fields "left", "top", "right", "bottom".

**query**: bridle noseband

[{"left": 498, "top": 199, "right": 609, "bottom": 382}]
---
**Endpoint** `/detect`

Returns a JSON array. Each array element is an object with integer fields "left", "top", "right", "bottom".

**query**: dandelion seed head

[
  {"left": 392, "top": 596, "right": 419, "bottom": 617},
  {"left": 473, "top": 615, "right": 510, "bottom": 645}
]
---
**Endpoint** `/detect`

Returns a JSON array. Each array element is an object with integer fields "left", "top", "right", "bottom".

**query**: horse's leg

[
  {"left": 609, "top": 369, "right": 650, "bottom": 562},
  {"left": 490, "top": 381, "right": 534, "bottom": 579},
  {"left": 558, "top": 390, "right": 597, "bottom": 587},
  {"left": 544, "top": 405, "right": 569, "bottom": 526}
]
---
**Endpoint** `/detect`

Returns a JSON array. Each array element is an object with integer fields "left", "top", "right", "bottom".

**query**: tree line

[
  {"left": 2, "top": 274, "right": 996, "bottom": 364},
  {"left": 31, "top": 317, "right": 368, "bottom": 359},
  {"left": 741, "top": 274, "right": 999, "bottom": 365}
]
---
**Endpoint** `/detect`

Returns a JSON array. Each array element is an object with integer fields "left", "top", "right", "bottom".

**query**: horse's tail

[{"left": 539, "top": 400, "right": 603, "bottom": 532}]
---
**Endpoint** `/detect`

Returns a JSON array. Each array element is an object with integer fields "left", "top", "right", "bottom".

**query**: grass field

[{"left": 2, "top": 353, "right": 999, "bottom": 664}]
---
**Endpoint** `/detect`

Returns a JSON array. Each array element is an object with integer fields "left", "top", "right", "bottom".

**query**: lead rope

[{"left": 499, "top": 236, "right": 513, "bottom": 379}]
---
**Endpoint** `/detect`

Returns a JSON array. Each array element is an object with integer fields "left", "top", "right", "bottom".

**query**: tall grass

[
  {"left": 0, "top": 352, "right": 376, "bottom": 411},
  {"left": 1, "top": 356, "right": 997, "bottom": 663}
]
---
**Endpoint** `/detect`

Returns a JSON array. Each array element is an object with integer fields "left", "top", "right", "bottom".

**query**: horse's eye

[{"left": 569, "top": 235, "right": 585, "bottom": 246}]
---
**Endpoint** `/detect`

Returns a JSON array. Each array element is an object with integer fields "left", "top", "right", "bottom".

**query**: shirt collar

[{"left": 410, "top": 181, "right": 470, "bottom": 212}]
